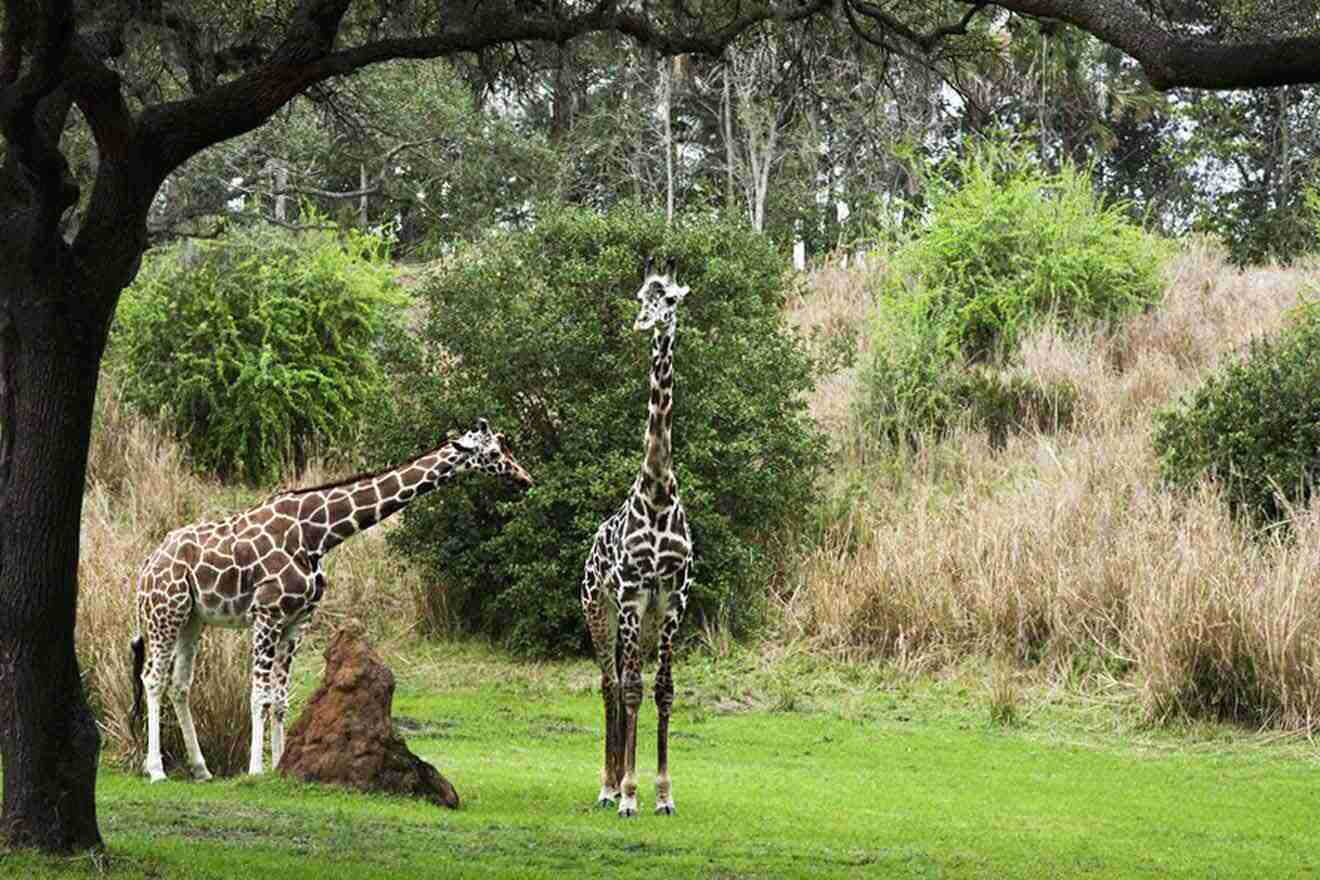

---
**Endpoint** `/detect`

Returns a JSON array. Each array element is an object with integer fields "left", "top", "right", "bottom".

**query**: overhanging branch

[
  {"left": 980, "top": 0, "right": 1320, "bottom": 90},
  {"left": 0, "top": 0, "right": 77, "bottom": 254},
  {"left": 849, "top": 1, "right": 989, "bottom": 53},
  {"left": 135, "top": 0, "right": 833, "bottom": 190}
]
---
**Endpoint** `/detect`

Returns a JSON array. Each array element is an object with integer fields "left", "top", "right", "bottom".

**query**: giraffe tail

[{"left": 130, "top": 635, "right": 145, "bottom": 733}]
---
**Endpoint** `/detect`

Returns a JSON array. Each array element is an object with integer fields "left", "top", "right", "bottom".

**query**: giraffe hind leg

[
  {"left": 141, "top": 587, "right": 189, "bottom": 783},
  {"left": 608, "top": 616, "right": 626, "bottom": 803},
  {"left": 141, "top": 640, "right": 170, "bottom": 783},
  {"left": 583, "top": 561, "right": 622, "bottom": 806},
  {"left": 169, "top": 614, "right": 212, "bottom": 781}
]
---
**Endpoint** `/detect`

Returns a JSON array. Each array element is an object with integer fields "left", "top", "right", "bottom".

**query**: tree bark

[
  {"left": 661, "top": 54, "right": 675, "bottom": 225},
  {"left": 0, "top": 261, "right": 107, "bottom": 853}
]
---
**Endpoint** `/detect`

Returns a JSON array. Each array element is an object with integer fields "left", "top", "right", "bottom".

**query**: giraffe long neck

[
  {"left": 638, "top": 318, "right": 676, "bottom": 499},
  {"left": 302, "top": 445, "right": 465, "bottom": 555}
]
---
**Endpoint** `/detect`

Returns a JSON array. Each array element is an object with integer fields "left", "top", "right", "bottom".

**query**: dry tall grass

[
  {"left": 782, "top": 239, "right": 1320, "bottom": 731},
  {"left": 79, "top": 379, "right": 421, "bottom": 776}
]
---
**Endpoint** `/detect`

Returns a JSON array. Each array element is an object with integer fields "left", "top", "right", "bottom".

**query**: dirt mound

[{"left": 278, "top": 626, "right": 459, "bottom": 808}]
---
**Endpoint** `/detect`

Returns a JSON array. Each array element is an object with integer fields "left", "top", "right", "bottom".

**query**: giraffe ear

[
  {"left": 664, "top": 256, "right": 677, "bottom": 279},
  {"left": 475, "top": 418, "right": 490, "bottom": 435},
  {"left": 643, "top": 256, "right": 654, "bottom": 280}
]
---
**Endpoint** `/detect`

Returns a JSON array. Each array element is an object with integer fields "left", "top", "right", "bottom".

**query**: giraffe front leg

[
  {"left": 248, "top": 617, "right": 279, "bottom": 775},
  {"left": 654, "top": 569, "right": 689, "bottom": 815},
  {"left": 269, "top": 624, "right": 305, "bottom": 771},
  {"left": 617, "top": 601, "right": 645, "bottom": 819},
  {"left": 169, "top": 616, "right": 212, "bottom": 781},
  {"left": 598, "top": 666, "right": 623, "bottom": 807}
]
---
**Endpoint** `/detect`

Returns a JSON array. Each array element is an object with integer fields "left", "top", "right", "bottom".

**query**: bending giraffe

[
  {"left": 130, "top": 419, "right": 532, "bottom": 782},
  {"left": 582, "top": 256, "right": 693, "bottom": 818}
]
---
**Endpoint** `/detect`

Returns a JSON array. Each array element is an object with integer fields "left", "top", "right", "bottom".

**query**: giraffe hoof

[
  {"left": 191, "top": 767, "right": 213, "bottom": 782},
  {"left": 655, "top": 803, "right": 676, "bottom": 816},
  {"left": 618, "top": 807, "right": 637, "bottom": 819},
  {"left": 597, "top": 797, "right": 617, "bottom": 809}
]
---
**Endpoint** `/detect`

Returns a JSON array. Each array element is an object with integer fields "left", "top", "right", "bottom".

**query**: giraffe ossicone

[
  {"left": 581, "top": 255, "right": 693, "bottom": 818},
  {"left": 130, "top": 418, "right": 532, "bottom": 783}
]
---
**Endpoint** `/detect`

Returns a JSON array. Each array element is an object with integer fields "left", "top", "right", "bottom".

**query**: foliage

[
  {"left": 860, "top": 141, "right": 1159, "bottom": 442},
  {"left": 1153, "top": 302, "right": 1320, "bottom": 523},
  {"left": 144, "top": 59, "right": 555, "bottom": 252},
  {"left": 109, "top": 221, "right": 410, "bottom": 483},
  {"left": 1180, "top": 86, "right": 1320, "bottom": 265},
  {"left": 380, "top": 204, "right": 826, "bottom": 656},
  {"left": 861, "top": 303, "right": 1078, "bottom": 445},
  {"left": 883, "top": 140, "right": 1168, "bottom": 361}
]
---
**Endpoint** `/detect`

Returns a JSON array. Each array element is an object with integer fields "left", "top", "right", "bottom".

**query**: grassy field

[
  {"left": 6, "top": 642, "right": 1318, "bottom": 879},
  {"left": 26, "top": 244, "right": 1320, "bottom": 877}
]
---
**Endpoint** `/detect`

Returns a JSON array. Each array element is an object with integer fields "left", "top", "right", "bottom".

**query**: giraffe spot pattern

[
  {"left": 133, "top": 428, "right": 534, "bottom": 779},
  {"left": 581, "top": 266, "right": 693, "bottom": 813}
]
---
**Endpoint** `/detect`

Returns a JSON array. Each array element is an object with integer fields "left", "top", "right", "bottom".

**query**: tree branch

[
  {"left": 0, "top": 0, "right": 77, "bottom": 256},
  {"left": 228, "top": 138, "right": 443, "bottom": 205},
  {"left": 978, "top": 0, "right": 1320, "bottom": 90},
  {"left": 135, "top": 0, "right": 833, "bottom": 191},
  {"left": 849, "top": 1, "right": 989, "bottom": 53}
]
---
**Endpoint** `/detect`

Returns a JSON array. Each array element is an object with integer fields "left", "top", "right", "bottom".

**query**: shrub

[
  {"left": 109, "top": 222, "right": 410, "bottom": 483},
  {"left": 883, "top": 140, "right": 1167, "bottom": 362},
  {"left": 861, "top": 140, "right": 1165, "bottom": 441},
  {"left": 1153, "top": 301, "right": 1320, "bottom": 523},
  {"left": 379, "top": 204, "right": 826, "bottom": 656}
]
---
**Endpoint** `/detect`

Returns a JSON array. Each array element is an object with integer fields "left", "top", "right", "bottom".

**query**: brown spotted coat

[{"left": 132, "top": 419, "right": 532, "bottom": 782}]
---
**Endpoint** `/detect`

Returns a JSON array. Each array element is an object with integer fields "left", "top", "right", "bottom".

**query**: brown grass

[
  {"left": 79, "top": 381, "right": 422, "bottom": 776},
  {"left": 780, "top": 238, "right": 1320, "bottom": 731}
]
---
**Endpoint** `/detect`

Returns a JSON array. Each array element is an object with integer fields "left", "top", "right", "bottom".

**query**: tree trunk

[
  {"left": 722, "top": 65, "right": 736, "bottom": 212},
  {"left": 0, "top": 266, "right": 106, "bottom": 853},
  {"left": 661, "top": 56, "right": 675, "bottom": 225}
]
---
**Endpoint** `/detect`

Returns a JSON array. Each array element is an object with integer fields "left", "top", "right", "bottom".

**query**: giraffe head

[
  {"left": 451, "top": 418, "right": 534, "bottom": 487},
  {"left": 632, "top": 256, "right": 689, "bottom": 332}
]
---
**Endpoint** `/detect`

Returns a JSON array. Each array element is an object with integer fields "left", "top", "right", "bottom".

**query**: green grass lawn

[{"left": 5, "top": 643, "right": 1319, "bottom": 879}]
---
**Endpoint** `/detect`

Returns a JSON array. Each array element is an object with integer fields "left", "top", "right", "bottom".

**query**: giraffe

[
  {"left": 129, "top": 418, "right": 533, "bottom": 782},
  {"left": 581, "top": 256, "right": 693, "bottom": 818}
]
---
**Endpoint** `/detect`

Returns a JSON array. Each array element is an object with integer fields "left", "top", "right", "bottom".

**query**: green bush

[
  {"left": 883, "top": 141, "right": 1167, "bottom": 361},
  {"left": 862, "top": 140, "right": 1164, "bottom": 442},
  {"left": 378, "top": 204, "right": 826, "bottom": 656},
  {"left": 110, "top": 222, "right": 409, "bottom": 483},
  {"left": 1153, "top": 302, "right": 1320, "bottom": 523}
]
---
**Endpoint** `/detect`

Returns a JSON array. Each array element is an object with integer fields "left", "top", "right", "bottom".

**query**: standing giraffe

[
  {"left": 130, "top": 419, "right": 532, "bottom": 782},
  {"left": 582, "top": 256, "right": 693, "bottom": 818}
]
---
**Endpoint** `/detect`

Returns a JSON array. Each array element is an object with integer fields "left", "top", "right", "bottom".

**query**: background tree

[{"left": 1180, "top": 85, "right": 1320, "bottom": 264}]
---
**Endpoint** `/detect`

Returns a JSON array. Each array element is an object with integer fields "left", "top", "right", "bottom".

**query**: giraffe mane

[{"left": 266, "top": 442, "right": 455, "bottom": 500}]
